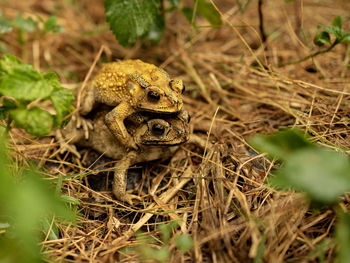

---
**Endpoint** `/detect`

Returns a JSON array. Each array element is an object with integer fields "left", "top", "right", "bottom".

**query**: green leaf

[
  {"left": 41, "top": 217, "right": 59, "bottom": 240},
  {"left": 0, "top": 54, "right": 74, "bottom": 133},
  {"left": 152, "top": 247, "right": 170, "bottom": 263},
  {"left": 313, "top": 31, "right": 331, "bottom": 46},
  {"left": 249, "top": 129, "right": 314, "bottom": 161},
  {"left": 269, "top": 148, "right": 350, "bottom": 204},
  {"left": 0, "top": 17, "right": 13, "bottom": 34},
  {"left": 50, "top": 87, "right": 75, "bottom": 127},
  {"left": 159, "top": 224, "right": 172, "bottom": 244},
  {"left": 104, "top": 0, "right": 161, "bottom": 46},
  {"left": 181, "top": 7, "right": 194, "bottom": 23},
  {"left": 10, "top": 107, "right": 54, "bottom": 136},
  {"left": 0, "top": 98, "right": 16, "bottom": 120},
  {"left": 3, "top": 98, "right": 17, "bottom": 109},
  {"left": 44, "top": 16, "right": 57, "bottom": 32},
  {"left": 254, "top": 235, "right": 266, "bottom": 263},
  {"left": 0, "top": 54, "right": 54, "bottom": 100},
  {"left": 0, "top": 53, "right": 32, "bottom": 77},
  {"left": 158, "top": 221, "right": 178, "bottom": 243},
  {"left": 12, "top": 13, "right": 38, "bottom": 32},
  {"left": 332, "top": 15, "right": 342, "bottom": 29},
  {"left": 0, "top": 106, "right": 7, "bottom": 119},
  {"left": 342, "top": 32, "right": 350, "bottom": 43},
  {"left": 167, "top": 0, "right": 179, "bottom": 8},
  {"left": 60, "top": 195, "right": 80, "bottom": 205},
  {"left": 175, "top": 235, "right": 194, "bottom": 252},
  {"left": 42, "top": 71, "right": 61, "bottom": 88},
  {"left": 336, "top": 211, "right": 350, "bottom": 263},
  {"left": 197, "top": 0, "right": 222, "bottom": 27},
  {"left": 145, "top": 13, "right": 165, "bottom": 44},
  {"left": 44, "top": 16, "right": 64, "bottom": 33},
  {"left": 323, "top": 26, "right": 344, "bottom": 40}
]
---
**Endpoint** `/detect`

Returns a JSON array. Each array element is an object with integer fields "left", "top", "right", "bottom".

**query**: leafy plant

[
  {"left": 0, "top": 54, "right": 75, "bottom": 136},
  {"left": 0, "top": 11, "right": 64, "bottom": 36},
  {"left": 104, "top": 0, "right": 221, "bottom": 47},
  {"left": 282, "top": 16, "right": 350, "bottom": 66},
  {"left": 313, "top": 16, "right": 350, "bottom": 47},
  {"left": 39, "top": 15, "right": 64, "bottom": 34},
  {"left": 130, "top": 220, "right": 194, "bottom": 262},
  {"left": 0, "top": 11, "right": 63, "bottom": 56},
  {"left": 104, "top": 0, "right": 161, "bottom": 46},
  {"left": 250, "top": 129, "right": 350, "bottom": 262},
  {"left": 0, "top": 51, "right": 76, "bottom": 262},
  {"left": 12, "top": 13, "right": 39, "bottom": 34}
]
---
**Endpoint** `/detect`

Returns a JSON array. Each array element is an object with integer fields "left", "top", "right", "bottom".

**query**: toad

[
  {"left": 61, "top": 109, "right": 190, "bottom": 204},
  {"left": 80, "top": 60, "right": 185, "bottom": 150}
]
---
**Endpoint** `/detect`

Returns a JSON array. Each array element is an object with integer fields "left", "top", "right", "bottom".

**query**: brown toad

[
  {"left": 80, "top": 60, "right": 185, "bottom": 150},
  {"left": 61, "top": 109, "right": 190, "bottom": 204}
]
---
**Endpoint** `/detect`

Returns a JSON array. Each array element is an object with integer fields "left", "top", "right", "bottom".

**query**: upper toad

[{"left": 80, "top": 59, "right": 185, "bottom": 150}]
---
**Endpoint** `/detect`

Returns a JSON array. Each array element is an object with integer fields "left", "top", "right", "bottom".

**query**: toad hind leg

[
  {"left": 112, "top": 152, "right": 141, "bottom": 205},
  {"left": 105, "top": 101, "right": 138, "bottom": 150}
]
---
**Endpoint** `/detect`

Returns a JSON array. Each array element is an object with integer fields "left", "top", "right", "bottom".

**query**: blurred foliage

[
  {"left": 12, "top": 13, "right": 38, "bottom": 33},
  {"left": 104, "top": 0, "right": 221, "bottom": 47},
  {"left": 0, "top": 54, "right": 75, "bottom": 136},
  {"left": 0, "top": 135, "right": 77, "bottom": 263},
  {"left": 195, "top": 0, "right": 221, "bottom": 27},
  {"left": 250, "top": 129, "right": 350, "bottom": 262},
  {"left": 0, "top": 10, "right": 12, "bottom": 34},
  {"left": 0, "top": 11, "right": 63, "bottom": 35},
  {"left": 336, "top": 212, "right": 350, "bottom": 263},
  {"left": 0, "top": 10, "right": 63, "bottom": 51},
  {"left": 249, "top": 129, "right": 314, "bottom": 161},
  {"left": 129, "top": 220, "right": 193, "bottom": 262},
  {"left": 250, "top": 129, "right": 350, "bottom": 204}
]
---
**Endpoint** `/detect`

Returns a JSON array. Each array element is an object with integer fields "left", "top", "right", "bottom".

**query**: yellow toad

[{"left": 80, "top": 59, "right": 185, "bottom": 149}]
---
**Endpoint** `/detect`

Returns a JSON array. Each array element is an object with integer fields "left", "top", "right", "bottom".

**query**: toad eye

[
  {"left": 152, "top": 123, "right": 165, "bottom": 136},
  {"left": 147, "top": 90, "right": 161, "bottom": 102}
]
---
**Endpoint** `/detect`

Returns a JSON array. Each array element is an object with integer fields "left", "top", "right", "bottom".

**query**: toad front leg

[
  {"left": 112, "top": 151, "right": 141, "bottom": 205},
  {"left": 105, "top": 101, "right": 138, "bottom": 150}
]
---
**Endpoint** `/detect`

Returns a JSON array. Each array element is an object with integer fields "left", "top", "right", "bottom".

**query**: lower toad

[{"left": 60, "top": 108, "right": 190, "bottom": 204}]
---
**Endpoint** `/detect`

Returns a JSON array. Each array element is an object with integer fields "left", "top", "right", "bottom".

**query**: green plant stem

[
  {"left": 1, "top": 118, "right": 12, "bottom": 140},
  {"left": 189, "top": 0, "right": 199, "bottom": 51},
  {"left": 17, "top": 29, "right": 28, "bottom": 61},
  {"left": 5, "top": 118, "right": 12, "bottom": 134},
  {"left": 279, "top": 40, "right": 339, "bottom": 67},
  {"left": 191, "top": 0, "right": 199, "bottom": 27}
]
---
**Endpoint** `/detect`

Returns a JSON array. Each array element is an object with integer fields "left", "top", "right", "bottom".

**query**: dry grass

[{"left": 1, "top": 0, "right": 350, "bottom": 262}]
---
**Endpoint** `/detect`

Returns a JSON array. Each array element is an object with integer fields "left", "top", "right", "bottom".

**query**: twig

[
  {"left": 258, "top": 0, "right": 266, "bottom": 43},
  {"left": 279, "top": 40, "right": 338, "bottom": 67}
]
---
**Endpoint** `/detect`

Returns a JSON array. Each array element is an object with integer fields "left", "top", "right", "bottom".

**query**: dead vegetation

[{"left": 1, "top": 0, "right": 350, "bottom": 262}]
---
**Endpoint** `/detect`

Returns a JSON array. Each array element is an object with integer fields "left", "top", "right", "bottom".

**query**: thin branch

[
  {"left": 258, "top": 0, "right": 266, "bottom": 43},
  {"left": 279, "top": 41, "right": 339, "bottom": 67}
]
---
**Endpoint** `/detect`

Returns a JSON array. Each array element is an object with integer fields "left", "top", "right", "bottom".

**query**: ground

[{"left": 1, "top": 0, "right": 350, "bottom": 262}]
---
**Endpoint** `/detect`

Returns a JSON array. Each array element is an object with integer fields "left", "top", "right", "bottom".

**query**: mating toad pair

[{"left": 63, "top": 60, "right": 189, "bottom": 204}]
